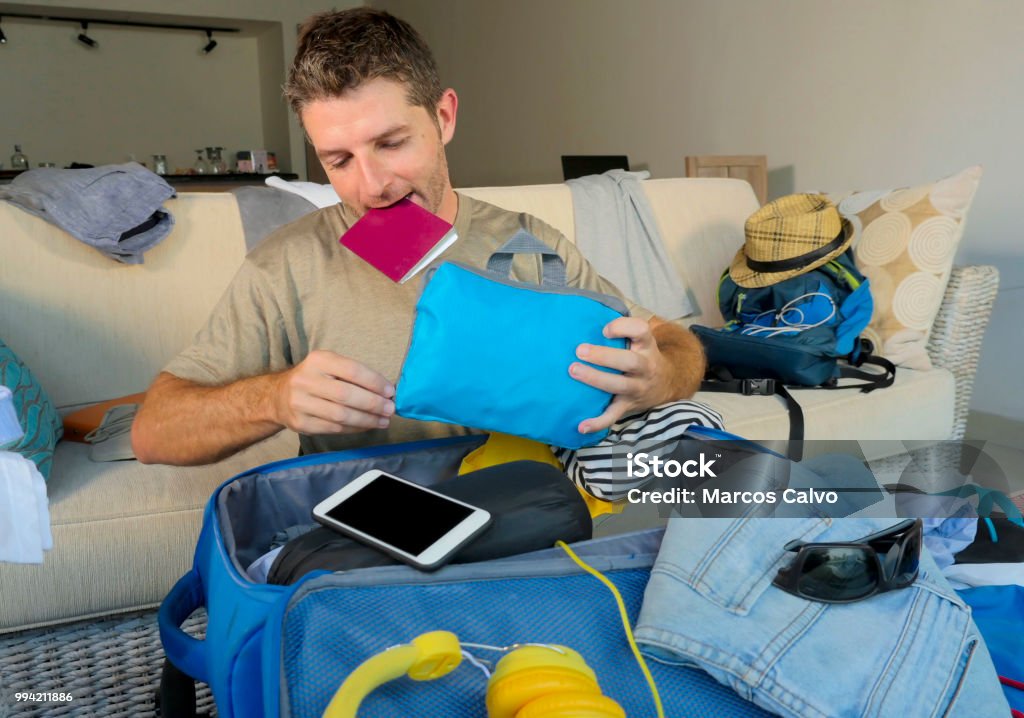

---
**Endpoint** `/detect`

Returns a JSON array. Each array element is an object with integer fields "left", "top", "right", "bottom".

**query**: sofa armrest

[{"left": 926, "top": 265, "right": 1000, "bottom": 439}]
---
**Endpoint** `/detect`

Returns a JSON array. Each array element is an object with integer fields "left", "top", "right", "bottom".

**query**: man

[{"left": 131, "top": 8, "right": 705, "bottom": 466}]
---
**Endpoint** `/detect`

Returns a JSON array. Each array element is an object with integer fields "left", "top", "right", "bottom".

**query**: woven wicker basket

[{"left": 0, "top": 610, "right": 214, "bottom": 717}]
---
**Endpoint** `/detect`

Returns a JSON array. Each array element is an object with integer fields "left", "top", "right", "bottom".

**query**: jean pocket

[
  {"left": 936, "top": 629, "right": 1010, "bottom": 718},
  {"left": 857, "top": 584, "right": 991, "bottom": 718},
  {"left": 652, "top": 517, "right": 831, "bottom": 615},
  {"left": 937, "top": 638, "right": 979, "bottom": 718}
]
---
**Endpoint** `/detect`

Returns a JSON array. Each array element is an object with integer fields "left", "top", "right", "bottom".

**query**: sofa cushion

[
  {"left": 0, "top": 194, "right": 248, "bottom": 410},
  {"left": 461, "top": 178, "right": 761, "bottom": 328},
  {"left": 0, "top": 430, "right": 297, "bottom": 632},
  {"left": 831, "top": 166, "right": 982, "bottom": 370},
  {"left": 0, "top": 338, "right": 63, "bottom": 479},
  {"left": 459, "top": 184, "right": 577, "bottom": 239},
  {"left": 698, "top": 366, "right": 954, "bottom": 445}
]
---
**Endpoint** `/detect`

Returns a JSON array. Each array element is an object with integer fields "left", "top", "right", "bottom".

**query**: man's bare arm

[
  {"left": 649, "top": 317, "right": 706, "bottom": 401},
  {"left": 132, "top": 351, "right": 396, "bottom": 466},
  {"left": 132, "top": 372, "right": 284, "bottom": 466}
]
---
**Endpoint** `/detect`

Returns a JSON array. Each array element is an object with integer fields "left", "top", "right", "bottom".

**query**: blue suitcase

[{"left": 158, "top": 434, "right": 773, "bottom": 717}]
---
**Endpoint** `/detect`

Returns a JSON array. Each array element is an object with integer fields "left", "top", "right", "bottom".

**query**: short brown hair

[{"left": 284, "top": 8, "right": 442, "bottom": 118}]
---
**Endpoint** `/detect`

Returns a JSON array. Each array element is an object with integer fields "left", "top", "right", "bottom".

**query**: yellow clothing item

[
  {"left": 457, "top": 432, "right": 562, "bottom": 474},
  {"left": 457, "top": 433, "right": 624, "bottom": 519}
]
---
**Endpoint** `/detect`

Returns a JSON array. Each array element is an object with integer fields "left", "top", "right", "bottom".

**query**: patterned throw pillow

[
  {"left": 830, "top": 166, "right": 982, "bottom": 370},
  {"left": 0, "top": 338, "right": 64, "bottom": 479}
]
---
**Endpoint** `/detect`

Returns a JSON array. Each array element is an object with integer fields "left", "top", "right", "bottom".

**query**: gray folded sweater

[{"left": 0, "top": 162, "right": 176, "bottom": 264}]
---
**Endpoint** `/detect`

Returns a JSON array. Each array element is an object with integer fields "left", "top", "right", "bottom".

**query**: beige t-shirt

[{"left": 165, "top": 192, "right": 651, "bottom": 455}]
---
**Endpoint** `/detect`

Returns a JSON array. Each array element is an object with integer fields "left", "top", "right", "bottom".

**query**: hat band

[{"left": 744, "top": 229, "right": 847, "bottom": 273}]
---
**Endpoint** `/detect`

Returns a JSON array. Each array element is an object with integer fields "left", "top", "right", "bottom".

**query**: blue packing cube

[{"left": 395, "top": 229, "right": 627, "bottom": 449}]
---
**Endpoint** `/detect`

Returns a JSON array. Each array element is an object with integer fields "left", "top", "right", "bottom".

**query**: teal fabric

[{"left": 0, "top": 339, "right": 63, "bottom": 479}]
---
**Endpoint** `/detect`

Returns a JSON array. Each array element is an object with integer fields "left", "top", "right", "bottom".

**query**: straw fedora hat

[{"left": 729, "top": 194, "right": 854, "bottom": 288}]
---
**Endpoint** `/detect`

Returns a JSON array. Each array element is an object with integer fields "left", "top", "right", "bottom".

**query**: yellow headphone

[
  {"left": 321, "top": 542, "right": 664, "bottom": 718},
  {"left": 484, "top": 641, "right": 626, "bottom": 718},
  {"left": 321, "top": 630, "right": 625, "bottom": 718}
]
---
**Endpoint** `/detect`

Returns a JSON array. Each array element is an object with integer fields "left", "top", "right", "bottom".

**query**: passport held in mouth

[{"left": 339, "top": 198, "right": 458, "bottom": 283}]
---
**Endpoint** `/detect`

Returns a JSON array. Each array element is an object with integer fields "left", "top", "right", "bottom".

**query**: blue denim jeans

[{"left": 636, "top": 518, "right": 1010, "bottom": 718}]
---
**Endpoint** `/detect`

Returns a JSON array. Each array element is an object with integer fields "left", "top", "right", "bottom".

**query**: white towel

[
  {"left": 0, "top": 451, "right": 52, "bottom": 564},
  {"left": 264, "top": 176, "right": 342, "bottom": 209}
]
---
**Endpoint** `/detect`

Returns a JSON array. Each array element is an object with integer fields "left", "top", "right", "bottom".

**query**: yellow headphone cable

[{"left": 555, "top": 540, "right": 664, "bottom": 718}]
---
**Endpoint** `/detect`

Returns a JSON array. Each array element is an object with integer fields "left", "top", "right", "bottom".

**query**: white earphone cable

[{"left": 740, "top": 292, "right": 837, "bottom": 338}]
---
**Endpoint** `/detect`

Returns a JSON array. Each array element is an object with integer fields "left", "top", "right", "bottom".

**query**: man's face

[{"left": 302, "top": 77, "right": 458, "bottom": 220}]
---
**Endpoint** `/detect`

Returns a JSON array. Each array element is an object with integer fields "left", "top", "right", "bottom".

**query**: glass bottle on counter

[
  {"left": 152, "top": 155, "right": 168, "bottom": 175},
  {"left": 10, "top": 145, "right": 29, "bottom": 170},
  {"left": 193, "top": 149, "right": 208, "bottom": 175},
  {"left": 207, "top": 145, "right": 226, "bottom": 174}
]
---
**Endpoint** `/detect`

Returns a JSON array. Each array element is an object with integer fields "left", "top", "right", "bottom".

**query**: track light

[
  {"left": 0, "top": 14, "right": 239, "bottom": 48},
  {"left": 77, "top": 21, "right": 97, "bottom": 48}
]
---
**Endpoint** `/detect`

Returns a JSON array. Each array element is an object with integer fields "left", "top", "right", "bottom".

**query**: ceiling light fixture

[
  {"left": 0, "top": 13, "right": 240, "bottom": 49},
  {"left": 77, "top": 21, "right": 97, "bottom": 48}
]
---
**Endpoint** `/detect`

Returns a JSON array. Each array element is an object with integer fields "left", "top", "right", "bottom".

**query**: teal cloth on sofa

[{"left": 0, "top": 338, "right": 63, "bottom": 479}]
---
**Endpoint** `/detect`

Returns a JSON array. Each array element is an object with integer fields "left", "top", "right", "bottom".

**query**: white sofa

[{"left": 0, "top": 179, "right": 998, "bottom": 715}]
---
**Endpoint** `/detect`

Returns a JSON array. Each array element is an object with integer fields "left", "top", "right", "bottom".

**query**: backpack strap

[
  {"left": 833, "top": 352, "right": 897, "bottom": 393},
  {"left": 700, "top": 370, "right": 806, "bottom": 461},
  {"left": 700, "top": 349, "right": 895, "bottom": 461},
  {"left": 821, "top": 258, "right": 863, "bottom": 291}
]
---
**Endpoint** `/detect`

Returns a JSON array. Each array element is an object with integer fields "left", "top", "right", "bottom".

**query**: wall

[
  {"left": 0, "top": 0, "right": 356, "bottom": 174},
  {"left": 375, "top": 0, "right": 1024, "bottom": 422},
  {"left": 0, "top": 19, "right": 264, "bottom": 172}
]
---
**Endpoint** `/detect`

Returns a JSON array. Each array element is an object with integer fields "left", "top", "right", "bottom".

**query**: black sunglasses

[{"left": 772, "top": 519, "right": 922, "bottom": 604}]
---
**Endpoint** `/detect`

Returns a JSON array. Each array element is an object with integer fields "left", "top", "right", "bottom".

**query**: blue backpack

[{"left": 692, "top": 250, "right": 895, "bottom": 458}]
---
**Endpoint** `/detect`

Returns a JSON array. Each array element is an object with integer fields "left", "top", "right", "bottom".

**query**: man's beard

[
  {"left": 359, "top": 142, "right": 449, "bottom": 216},
  {"left": 417, "top": 141, "right": 450, "bottom": 215}
]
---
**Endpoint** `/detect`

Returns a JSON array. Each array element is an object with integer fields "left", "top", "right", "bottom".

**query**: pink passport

[{"left": 339, "top": 198, "right": 458, "bottom": 283}]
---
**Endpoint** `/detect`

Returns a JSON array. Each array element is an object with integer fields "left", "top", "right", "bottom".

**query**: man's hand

[
  {"left": 570, "top": 316, "right": 704, "bottom": 436},
  {"left": 273, "top": 350, "right": 396, "bottom": 435},
  {"left": 132, "top": 350, "right": 398, "bottom": 466}
]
